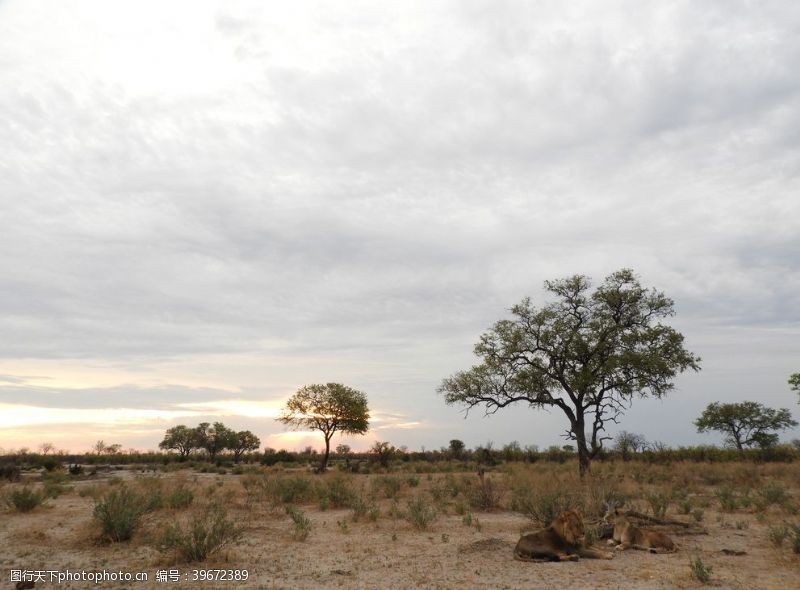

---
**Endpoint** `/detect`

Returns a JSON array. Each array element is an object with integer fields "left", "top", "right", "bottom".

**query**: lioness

[
  {"left": 514, "top": 509, "right": 614, "bottom": 562},
  {"left": 603, "top": 504, "right": 676, "bottom": 553}
]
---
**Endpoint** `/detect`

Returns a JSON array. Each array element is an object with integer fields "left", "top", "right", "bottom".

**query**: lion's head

[{"left": 551, "top": 509, "right": 584, "bottom": 546}]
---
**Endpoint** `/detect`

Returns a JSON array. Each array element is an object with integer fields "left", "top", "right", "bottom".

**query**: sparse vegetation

[
  {"left": 690, "top": 556, "right": 713, "bottom": 584},
  {"left": 285, "top": 505, "right": 312, "bottom": 541},
  {"left": 6, "top": 486, "right": 47, "bottom": 512},
  {"left": 406, "top": 495, "right": 437, "bottom": 530},
  {"left": 93, "top": 487, "right": 146, "bottom": 542},
  {"left": 161, "top": 503, "right": 243, "bottom": 560}
]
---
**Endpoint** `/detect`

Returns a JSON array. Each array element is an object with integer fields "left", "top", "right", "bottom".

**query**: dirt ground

[{"left": 1, "top": 468, "right": 798, "bottom": 590}]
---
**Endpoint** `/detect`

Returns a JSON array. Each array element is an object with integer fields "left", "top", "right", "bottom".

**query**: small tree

[
  {"left": 158, "top": 425, "right": 197, "bottom": 457},
  {"left": 614, "top": 431, "right": 647, "bottom": 461},
  {"left": 439, "top": 269, "right": 700, "bottom": 477},
  {"left": 371, "top": 441, "right": 395, "bottom": 468},
  {"left": 448, "top": 439, "right": 466, "bottom": 460},
  {"left": 790, "top": 373, "right": 800, "bottom": 403},
  {"left": 277, "top": 383, "right": 369, "bottom": 472},
  {"left": 695, "top": 401, "right": 797, "bottom": 452},
  {"left": 194, "top": 422, "right": 232, "bottom": 461},
  {"left": 229, "top": 431, "right": 261, "bottom": 463}
]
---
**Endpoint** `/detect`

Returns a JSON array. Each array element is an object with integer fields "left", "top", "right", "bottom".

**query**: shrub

[
  {"left": 322, "top": 474, "right": 355, "bottom": 508},
  {"left": 406, "top": 496, "right": 437, "bottom": 530},
  {"left": 161, "top": 503, "right": 243, "bottom": 560},
  {"left": 692, "top": 509, "right": 704, "bottom": 523},
  {"left": 94, "top": 487, "right": 145, "bottom": 542},
  {"left": 470, "top": 471, "right": 502, "bottom": 511},
  {"left": 689, "top": 557, "right": 713, "bottom": 584},
  {"left": 512, "top": 489, "right": 577, "bottom": 527},
  {"left": 6, "top": 486, "right": 47, "bottom": 512},
  {"left": 767, "top": 523, "right": 790, "bottom": 548},
  {"left": 0, "top": 464, "right": 21, "bottom": 482},
  {"left": 372, "top": 475, "right": 403, "bottom": 499},
  {"left": 791, "top": 524, "right": 800, "bottom": 554},
  {"left": 644, "top": 490, "right": 669, "bottom": 519},
  {"left": 285, "top": 505, "right": 311, "bottom": 541},
  {"left": 716, "top": 486, "right": 738, "bottom": 512},
  {"left": 277, "top": 476, "right": 314, "bottom": 504},
  {"left": 167, "top": 486, "right": 194, "bottom": 510},
  {"left": 759, "top": 482, "right": 788, "bottom": 506}
]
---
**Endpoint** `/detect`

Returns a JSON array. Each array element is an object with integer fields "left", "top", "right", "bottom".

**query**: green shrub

[
  {"left": 759, "top": 482, "right": 788, "bottom": 506},
  {"left": 406, "top": 496, "right": 437, "bottom": 530},
  {"left": 161, "top": 503, "right": 243, "bottom": 560},
  {"left": 277, "top": 476, "right": 314, "bottom": 504},
  {"left": 372, "top": 475, "right": 403, "bottom": 499},
  {"left": 285, "top": 505, "right": 311, "bottom": 541},
  {"left": 511, "top": 489, "right": 577, "bottom": 527},
  {"left": 322, "top": 474, "right": 355, "bottom": 508},
  {"left": 716, "top": 486, "right": 738, "bottom": 512},
  {"left": 0, "top": 464, "right": 21, "bottom": 482},
  {"left": 94, "top": 487, "right": 145, "bottom": 542},
  {"left": 167, "top": 486, "right": 194, "bottom": 510},
  {"left": 767, "top": 523, "right": 790, "bottom": 548},
  {"left": 689, "top": 557, "right": 712, "bottom": 584},
  {"left": 644, "top": 490, "right": 669, "bottom": 519},
  {"left": 6, "top": 486, "right": 47, "bottom": 512}
]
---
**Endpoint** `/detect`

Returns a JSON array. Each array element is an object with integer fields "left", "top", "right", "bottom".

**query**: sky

[{"left": 1, "top": 0, "right": 798, "bottom": 454}]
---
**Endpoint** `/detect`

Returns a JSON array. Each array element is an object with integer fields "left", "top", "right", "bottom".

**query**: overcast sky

[{"left": 1, "top": 0, "right": 798, "bottom": 454}]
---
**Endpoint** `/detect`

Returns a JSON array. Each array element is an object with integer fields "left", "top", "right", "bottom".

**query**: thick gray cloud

[{"left": 0, "top": 1, "right": 798, "bottom": 450}]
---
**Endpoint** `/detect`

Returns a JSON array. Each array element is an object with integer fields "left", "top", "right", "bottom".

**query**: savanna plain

[{"left": 2, "top": 459, "right": 799, "bottom": 590}]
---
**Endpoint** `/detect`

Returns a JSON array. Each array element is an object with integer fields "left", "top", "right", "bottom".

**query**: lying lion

[
  {"left": 514, "top": 509, "right": 614, "bottom": 562},
  {"left": 603, "top": 503, "right": 676, "bottom": 553}
]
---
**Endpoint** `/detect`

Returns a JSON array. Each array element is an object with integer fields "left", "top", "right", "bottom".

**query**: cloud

[{"left": 0, "top": 1, "right": 798, "bottom": 451}]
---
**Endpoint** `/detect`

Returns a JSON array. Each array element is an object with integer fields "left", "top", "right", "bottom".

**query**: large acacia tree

[
  {"left": 439, "top": 269, "right": 700, "bottom": 477},
  {"left": 695, "top": 401, "right": 797, "bottom": 452},
  {"left": 277, "top": 383, "right": 369, "bottom": 471}
]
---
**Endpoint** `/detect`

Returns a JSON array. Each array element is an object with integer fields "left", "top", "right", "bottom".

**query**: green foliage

[
  {"left": 695, "top": 402, "right": 797, "bottom": 451},
  {"left": 161, "top": 503, "right": 243, "bottom": 560},
  {"left": 689, "top": 557, "right": 713, "bottom": 584},
  {"left": 758, "top": 482, "right": 788, "bottom": 506},
  {"left": 168, "top": 486, "right": 195, "bottom": 510},
  {"left": 372, "top": 475, "right": 403, "bottom": 499},
  {"left": 789, "top": 373, "right": 800, "bottom": 402},
  {"left": 277, "top": 383, "right": 370, "bottom": 471},
  {"left": 320, "top": 473, "right": 356, "bottom": 508},
  {"left": 371, "top": 441, "right": 395, "bottom": 468},
  {"left": 285, "top": 505, "right": 312, "bottom": 541},
  {"left": 643, "top": 489, "right": 669, "bottom": 518},
  {"left": 406, "top": 495, "right": 437, "bottom": 530},
  {"left": 6, "top": 486, "right": 47, "bottom": 512},
  {"left": 716, "top": 486, "right": 738, "bottom": 512},
  {"left": 767, "top": 523, "right": 791, "bottom": 548},
  {"left": 439, "top": 269, "right": 700, "bottom": 476},
  {"left": 94, "top": 487, "right": 146, "bottom": 542},
  {"left": 158, "top": 425, "right": 197, "bottom": 457}
]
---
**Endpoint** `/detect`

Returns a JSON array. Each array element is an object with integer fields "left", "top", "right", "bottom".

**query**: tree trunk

[
  {"left": 573, "top": 420, "right": 591, "bottom": 478},
  {"left": 320, "top": 435, "right": 332, "bottom": 472}
]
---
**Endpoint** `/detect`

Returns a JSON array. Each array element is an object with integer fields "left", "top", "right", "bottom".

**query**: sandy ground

[{"left": 1, "top": 470, "right": 798, "bottom": 590}]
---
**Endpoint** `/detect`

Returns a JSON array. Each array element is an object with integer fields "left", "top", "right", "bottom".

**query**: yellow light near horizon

[
  {"left": 173, "top": 399, "right": 283, "bottom": 418},
  {"left": 0, "top": 403, "right": 201, "bottom": 429}
]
